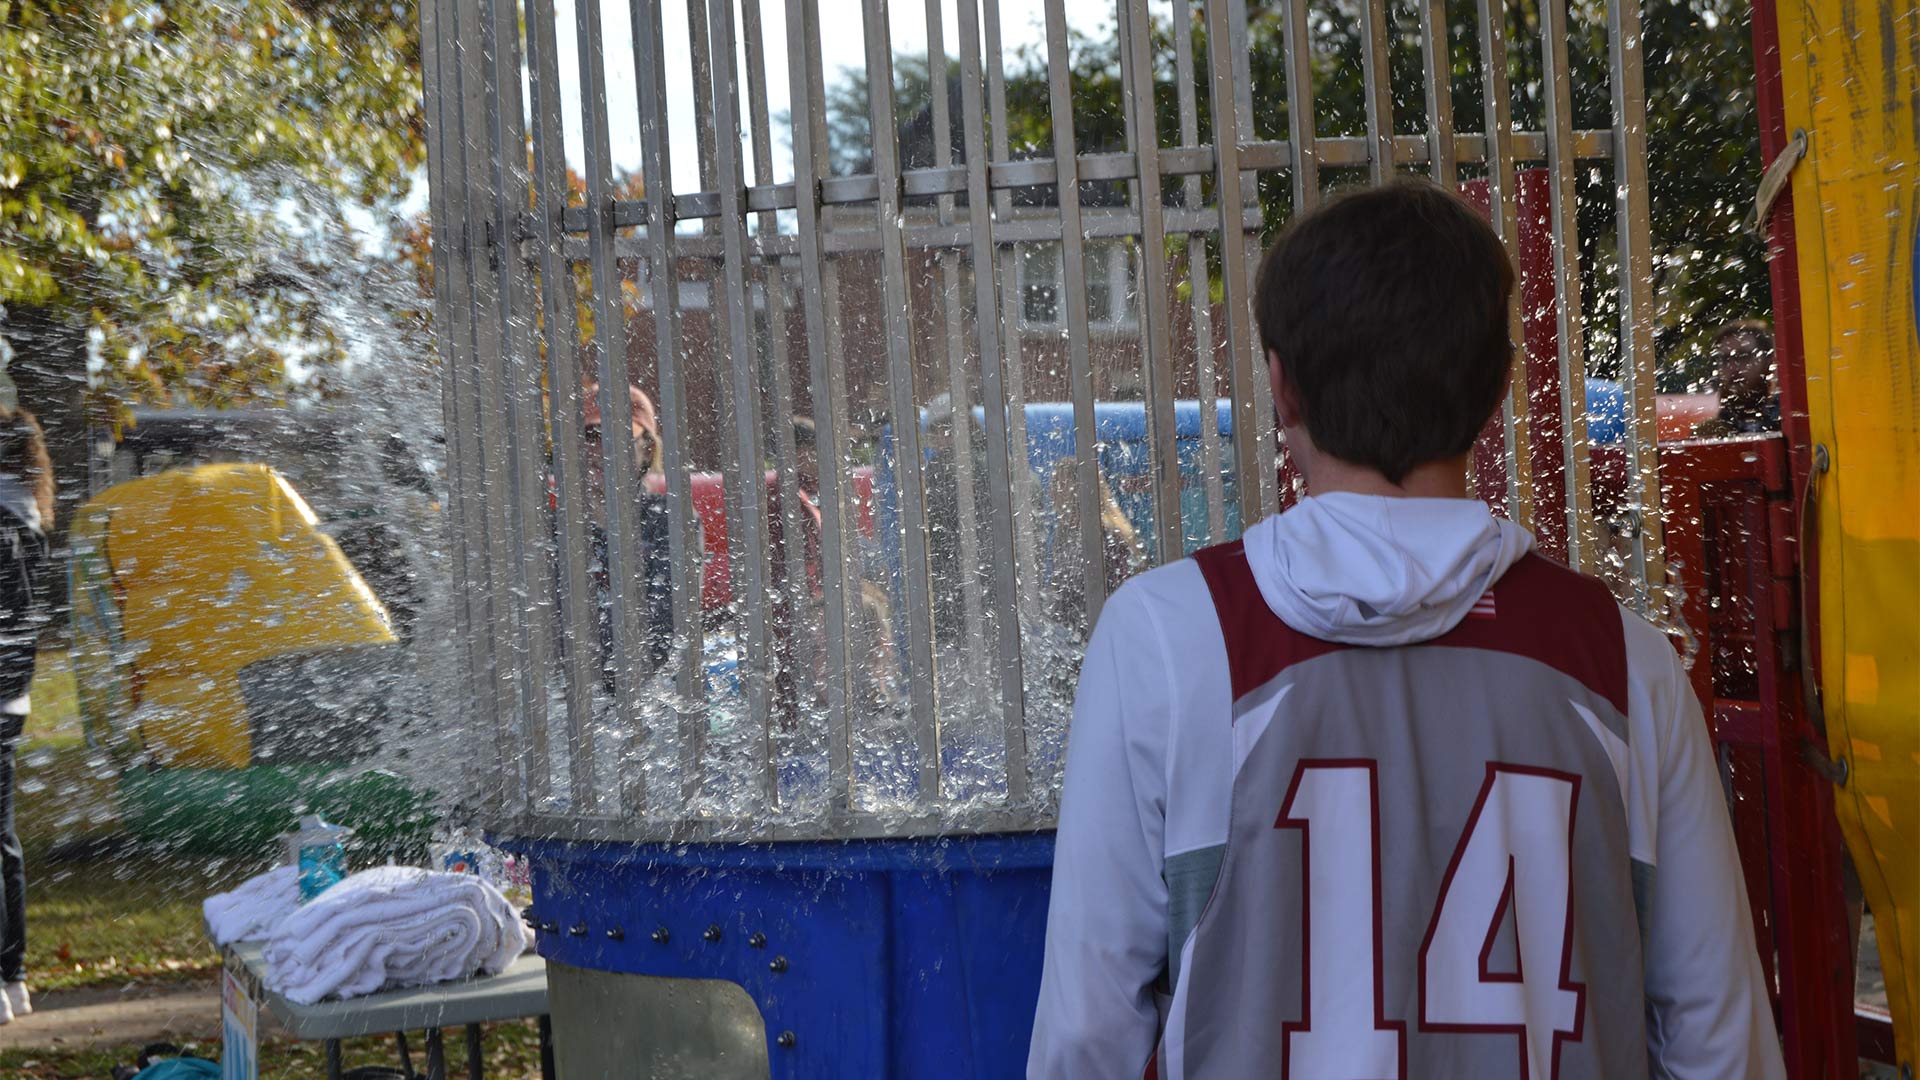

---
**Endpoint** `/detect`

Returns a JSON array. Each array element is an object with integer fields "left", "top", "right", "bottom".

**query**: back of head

[
  {"left": 1255, "top": 179, "right": 1514, "bottom": 484},
  {"left": 0, "top": 406, "right": 53, "bottom": 530}
]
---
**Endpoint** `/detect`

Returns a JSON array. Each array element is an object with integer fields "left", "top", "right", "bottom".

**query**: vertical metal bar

[
  {"left": 1417, "top": 0, "right": 1458, "bottom": 184},
  {"left": 687, "top": 0, "right": 720, "bottom": 195},
  {"left": 526, "top": 0, "right": 602, "bottom": 811},
  {"left": 740, "top": 0, "right": 810, "bottom": 757},
  {"left": 1475, "top": 0, "right": 1531, "bottom": 524},
  {"left": 1206, "top": 0, "right": 1264, "bottom": 533},
  {"left": 1279, "top": 0, "right": 1321, "bottom": 212},
  {"left": 454, "top": 0, "right": 520, "bottom": 805},
  {"left": 1357, "top": 0, "right": 1396, "bottom": 180},
  {"left": 482, "top": 0, "right": 552, "bottom": 808},
  {"left": 465, "top": 1026, "right": 484, "bottom": 1080},
  {"left": 1172, "top": 0, "right": 1226, "bottom": 544},
  {"left": 926, "top": 0, "right": 991, "bottom": 709},
  {"left": 1123, "top": 0, "right": 1181, "bottom": 566},
  {"left": 783, "top": 0, "right": 857, "bottom": 811},
  {"left": 1039, "top": 0, "right": 1106, "bottom": 627},
  {"left": 954, "top": 0, "right": 1029, "bottom": 803},
  {"left": 860, "top": 0, "right": 941, "bottom": 801},
  {"left": 634, "top": 0, "right": 708, "bottom": 814},
  {"left": 1224, "top": 0, "right": 1276, "bottom": 515},
  {"left": 576, "top": 0, "right": 653, "bottom": 813},
  {"left": 420, "top": 0, "right": 489, "bottom": 804},
  {"left": 1607, "top": 0, "right": 1664, "bottom": 607},
  {"left": 707, "top": 0, "right": 777, "bottom": 807},
  {"left": 985, "top": 0, "right": 1044, "bottom": 634},
  {"left": 1538, "top": 0, "right": 1596, "bottom": 572}
]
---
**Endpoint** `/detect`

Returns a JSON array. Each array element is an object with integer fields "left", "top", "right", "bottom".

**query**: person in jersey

[{"left": 1028, "top": 180, "right": 1783, "bottom": 1079}]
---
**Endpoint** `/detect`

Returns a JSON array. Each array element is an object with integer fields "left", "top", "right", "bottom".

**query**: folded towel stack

[
  {"left": 261, "top": 866, "right": 528, "bottom": 1004},
  {"left": 203, "top": 866, "right": 301, "bottom": 946}
]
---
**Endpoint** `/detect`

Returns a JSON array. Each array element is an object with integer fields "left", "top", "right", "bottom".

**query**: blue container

[{"left": 500, "top": 833, "right": 1056, "bottom": 1079}]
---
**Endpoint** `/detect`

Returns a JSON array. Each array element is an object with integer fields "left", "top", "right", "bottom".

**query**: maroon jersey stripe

[{"left": 1191, "top": 542, "right": 1629, "bottom": 716}]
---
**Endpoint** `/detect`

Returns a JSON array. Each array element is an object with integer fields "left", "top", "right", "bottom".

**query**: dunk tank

[{"left": 416, "top": 0, "right": 1916, "bottom": 1070}]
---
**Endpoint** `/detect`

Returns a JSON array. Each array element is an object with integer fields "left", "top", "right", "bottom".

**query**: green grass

[
  {"left": 15, "top": 734, "right": 239, "bottom": 994},
  {"left": 0, "top": 1017, "right": 551, "bottom": 1079},
  {"left": 25, "top": 650, "right": 83, "bottom": 748},
  {"left": 26, "top": 856, "right": 233, "bottom": 994}
]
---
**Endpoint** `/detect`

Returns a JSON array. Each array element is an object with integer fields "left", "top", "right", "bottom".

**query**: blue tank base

[{"left": 496, "top": 832, "right": 1056, "bottom": 1080}]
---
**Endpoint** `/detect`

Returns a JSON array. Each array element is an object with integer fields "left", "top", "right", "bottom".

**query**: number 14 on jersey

[{"left": 1278, "top": 760, "right": 1586, "bottom": 1080}]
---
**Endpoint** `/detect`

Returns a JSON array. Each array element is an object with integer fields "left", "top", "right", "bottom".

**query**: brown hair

[
  {"left": 1709, "top": 319, "right": 1773, "bottom": 355},
  {"left": 1254, "top": 179, "right": 1515, "bottom": 484},
  {"left": 0, "top": 406, "right": 53, "bottom": 529}
]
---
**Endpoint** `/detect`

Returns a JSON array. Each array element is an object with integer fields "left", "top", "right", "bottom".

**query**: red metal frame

[
  {"left": 1651, "top": 437, "right": 1857, "bottom": 1078},
  {"left": 1740, "top": 0, "right": 1891, "bottom": 1068}
]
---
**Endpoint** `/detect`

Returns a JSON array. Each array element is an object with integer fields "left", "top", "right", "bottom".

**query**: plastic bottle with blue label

[{"left": 284, "top": 816, "right": 354, "bottom": 902}]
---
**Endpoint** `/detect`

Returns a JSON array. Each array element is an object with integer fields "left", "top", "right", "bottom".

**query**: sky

[
  {"left": 347, "top": 0, "right": 1119, "bottom": 254},
  {"left": 546, "top": 0, "right": 1123, "bottom": 192}
]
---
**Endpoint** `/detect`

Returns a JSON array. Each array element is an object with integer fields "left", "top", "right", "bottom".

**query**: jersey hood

[{"left": 1241, "top": 492, "right": 1534, "bottom": 647}]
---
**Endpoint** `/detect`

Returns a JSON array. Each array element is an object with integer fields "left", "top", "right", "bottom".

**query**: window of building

[{"left": 1016, "top": 240, "right": 1137, "bottom": 331}]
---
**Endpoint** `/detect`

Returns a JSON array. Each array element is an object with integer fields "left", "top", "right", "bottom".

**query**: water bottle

[
  {"left": 430, "top": 825, "right": 485, "bottom": 878},
  {"left": 284, "top": 816, "right": 355, "bottom": 901}
]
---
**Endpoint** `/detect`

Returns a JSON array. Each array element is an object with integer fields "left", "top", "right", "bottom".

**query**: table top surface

[{"left": 223, "top": 939, "right": 549, "bottom": 1040}]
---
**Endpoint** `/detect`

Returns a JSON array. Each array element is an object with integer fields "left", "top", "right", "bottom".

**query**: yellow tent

[{"left": 68, "top": 463, "right": 396, "bottom": 769}]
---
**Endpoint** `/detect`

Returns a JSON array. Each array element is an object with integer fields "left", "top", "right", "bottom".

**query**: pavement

[{"left": 0, "top": 982, "right": 220, "bottom": 1051}]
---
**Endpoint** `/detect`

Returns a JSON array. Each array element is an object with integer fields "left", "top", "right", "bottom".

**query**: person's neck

[{"left": 1297, "top": 452, "right": 1472, "bottom": 499}]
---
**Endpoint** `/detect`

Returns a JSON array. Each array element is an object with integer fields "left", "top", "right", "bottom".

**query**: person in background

[
  {"left": 773, "top": 415, "right": 906, "bottom": 721},
  {"left": 579, "top": 381, "right": 677, "bottom": 678},
  {"left": 1694, "top": 319, "right": 1779, "bottom": 438},
  {"left": 0, "top": 406, "right": 54, "bottom": 1024}
]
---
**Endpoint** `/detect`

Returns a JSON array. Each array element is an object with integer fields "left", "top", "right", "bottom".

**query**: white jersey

[{"left": 1029, "top": 494, "right": 1784, "bottom": 1079}]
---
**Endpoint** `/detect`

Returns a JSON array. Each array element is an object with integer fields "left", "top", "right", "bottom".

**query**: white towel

[
  {"left": 261, "top": 867, "right": 528, "bottom": 1004},
  {"left": 203, "top": 866, "right": 301, "bottom": 946}
]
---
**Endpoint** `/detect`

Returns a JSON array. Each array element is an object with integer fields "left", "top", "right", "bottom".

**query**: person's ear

[{"left": 1268, "top": 348, "right": 1303, "bottom": 429}]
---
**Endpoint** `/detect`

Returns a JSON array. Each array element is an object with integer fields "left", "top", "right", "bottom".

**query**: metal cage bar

[
  {"left": 953, "top": 0, "right": 1030, "bottom": 805},
  {"left": 573, "top": 0, "right": 652, "bottom": 811},
  {"left": 445, "top": 0, "right": 518, "bottom": 803},
  {"left": 1171, "top": 0, "right": 1228, "bottom": 543},
  {"left": 706, "top": 0, "right": 779, "bottom": 806},
  {"left": 481, "top": 0, "right": 553, "bottom": 806},
  {"left": 421, "top": 0, "right": 491, "bottom": 802},
  {"left": 783, "top": 0, "right": 861, "bottom": 813},
  {"left": 524, "top": 0, "right": 601, "bottom": 811},
  {"left": 859, "top": 0, "right": 943, "bottom": 804},
  {"left": 1039, "top": 0, "right": 1108, "bottom": 629},
  {"left": 423, "top": 0, "right": 1665, "bottom": 839},
  {"left": 1476, "top": 0, "right": 1532, "bottom": 526},
  {"left": 631, "top": 0, "right": 709, "bottom": 814},
  {"left": 1607, "top": 0, "right": 1667, "bottom": 609},
  {"left": 1124, "top": 0, "right": 1182, "bottom": 566},
  {"left": 1206, "top": 0, "right": 1265, "bottom": 532},
  {"left": 924, "top": 0, "right": 993, "bottom": 751},
  {"left": 1538, "top": 0, "right": 1597, "bottom": 574}
]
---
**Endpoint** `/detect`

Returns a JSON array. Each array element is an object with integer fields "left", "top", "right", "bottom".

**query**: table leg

[
  {"left": 395, "top": 1031, "right": 415, "bottom": 1078},
  {"left": 425, "top": 1027, "right": 447, "bottom": 1080},
  {"left": 325, "top": 1039, "right": 343, "bottom": 1080},
  {"left": 465, "top": 1024, "right": 484, "bottom": 1080},
  {"left": 538, "top": 1015, "right": 555, "bottom": 1080}
]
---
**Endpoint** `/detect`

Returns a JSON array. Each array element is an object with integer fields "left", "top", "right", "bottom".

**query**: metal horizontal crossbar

[{"left": 543, "top": 130, "right": 1618, "bottom": 233}]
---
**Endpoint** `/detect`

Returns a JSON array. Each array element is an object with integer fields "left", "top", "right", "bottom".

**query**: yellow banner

[{"left": 1776, "top": 0, "right": 1920, "bottom": 1063}]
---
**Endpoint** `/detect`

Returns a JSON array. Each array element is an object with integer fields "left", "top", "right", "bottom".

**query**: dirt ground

[{"left": 0, "top": 983, "right": 220, "bottom": 1052}]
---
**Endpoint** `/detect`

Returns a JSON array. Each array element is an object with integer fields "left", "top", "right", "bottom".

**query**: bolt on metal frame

[{"left": 422, "top": 0, "right": 1669, "bottom": 841}]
